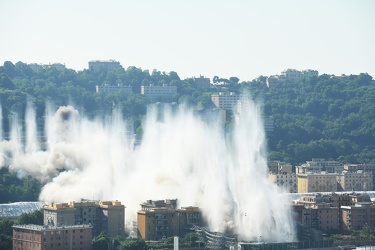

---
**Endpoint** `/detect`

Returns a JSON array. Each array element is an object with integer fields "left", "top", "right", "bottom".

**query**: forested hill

[{"left": 0, "top": 61, "right": 374, "bottom": 166}]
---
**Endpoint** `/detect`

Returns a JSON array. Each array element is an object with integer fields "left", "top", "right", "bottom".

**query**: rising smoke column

[{"left": 0, "top": 100, "right": 295, "bottom": 242}]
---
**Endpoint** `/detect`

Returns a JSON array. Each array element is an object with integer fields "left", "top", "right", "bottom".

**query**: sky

[{"left": 0, "top": 0, "right": 374, "bottom": 81}]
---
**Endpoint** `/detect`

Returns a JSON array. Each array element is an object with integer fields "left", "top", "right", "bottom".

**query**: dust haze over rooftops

[
  {"left": 0, "top": 1, "right": 374, "bottom": 81},
  {"left": 0, "top": 98, "right": 295, "bottom": 242}
]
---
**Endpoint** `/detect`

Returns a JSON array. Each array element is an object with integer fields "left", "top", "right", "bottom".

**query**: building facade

[
  {"left": 137, "top": 199, "right": 202, "bottom": 241},
  {"left": 43, "top": 200, "right": 125, "bottom": 237},
  {"left": 268, "top": 173, "right": 297, "bottom": 193},
  {"left": 88, "top": 60, "right": 121, "bottom": 73},
  {"left": 344, "top": 164, "right": 375, "bottom": 190},
  {"left": 337, "top": 170, "right": 373, "bottom": 191},
  {"left": 12, "top": 224, "right": 92, "bottom": 250},
  {"left": 297, "top": 173, "right": 339, "bottom": 193},
  {"left": 341, "top": 203, "right": 375, "bottom": 230},
  {"left": 141, "top": 85, "right": 177, "bottom": 100},
  {"left": 95, "top": 84, "right": 133, "bottom": 94},
  {"left": 211, "top": 92, "right": 238, "bottom": 110}
]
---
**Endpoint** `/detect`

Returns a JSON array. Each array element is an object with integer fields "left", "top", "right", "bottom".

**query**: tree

[
  {"left": 16, "top": 209, "right": 43, "bottom": 225},
  {"left": 118, "top": 237, "right": 146, "bottom": 250},
  {"left": 92, "top": 232, "right": 110, "bottom": 250}
]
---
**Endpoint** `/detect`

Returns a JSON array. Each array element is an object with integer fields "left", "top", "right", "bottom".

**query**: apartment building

[
  {"left": 341, "top": 203, "right": 375, "bottom": 230},
  {"left": 267, "top": 161, "right": 293, "bottom": 174},
  {"left": 95, "top": 84, "right": 133, "bottom": 94},
  {"left": 141, "top": 85, "right": 177, "bottom": 100},
  {"left": 297, "top": 173, "right": 339, "bottom": 193},
  {"left": 211, "top": 92, "right": 238, "bottom": 110},
  {"left": 88, "top": 60, "right": 121, "bottom": 73},
  {"left": 12, "top": 224, "right": 92, "bottom": 250},
  {"left": 344, "top": 163, "right": 375, "bottom": 189},
  {"left": 296, "top": 158, "right": 343, "bottom": 174},
  {"left": 296, "top": 193, "right": 374, "bottom": 232},
  {"left": 337, "top": 170, "right": 373, "bottom": 191},
  {"left": 43, "top": 200, "right": 125, "bottom": 237},
  {"left": 137, "top": 199, "right": 202, "bottom": 241},
  {"left": 302, "top": 203, "right": 340, "bottom": 232},
  {"left": 268, "top": 173, "right": 297, "bottom": 193}
]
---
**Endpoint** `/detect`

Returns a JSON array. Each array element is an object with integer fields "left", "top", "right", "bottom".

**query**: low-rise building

[
  {"left": 95, "top": 84, "right": 133, "bottom": 94},
  {"left": 141, "top": 85, "right": 177, "bottom": 100},
  {"left": 137, "top": 199, "right": 202, "bottom": 241},
  {"left": 12, "top": 224, "right": 92, "bottom": 250}
]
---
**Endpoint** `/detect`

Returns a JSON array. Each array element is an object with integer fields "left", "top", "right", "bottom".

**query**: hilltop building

[
  {"left": 141, "top": 85, "right": 177, "bottom": 100},
  {"left": 137, "top": 199, "right": 202, "bottom": 241},
  {"left": 13, "top": 224, "right": 92, "bottom": 250},
  {"left": 88, "top": 60, "right": 121, "bottom": 73},
  {"left": 95, "top": 84, "right": 133, "bottom": 94},
  {"left": 266, "top": 69, "right": 318, "bottom": 87},
  {"left": 191, "top": 75, "right": 210, "bottom": 88},
  {"left": 43, "top": 200, "right": 125, "bottom": 237}
]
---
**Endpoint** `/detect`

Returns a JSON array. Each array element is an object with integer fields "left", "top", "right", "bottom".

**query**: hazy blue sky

[{"left": 1, "top": 0, "right": 374, "bottom": 81}]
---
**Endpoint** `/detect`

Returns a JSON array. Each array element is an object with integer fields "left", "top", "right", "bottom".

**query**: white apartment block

[
  {"left": 268, "top": 69, "right": 319, "bottom": 85},
  {"left": 211, "top": 92, "right": 238, "bottom": 110},
  {"left": 141, "top": 85, "right": 177, "bottom": 100},
  {"left": 96, "top": 84, "right": 133, "bottom": 94}
]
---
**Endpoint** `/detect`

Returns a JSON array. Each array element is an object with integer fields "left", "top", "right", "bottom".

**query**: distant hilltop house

[
  {"left": 267, "top": 69, "right": 319, "bottom": 87},
  {"left": 28, "top": 63, "right": 66, "bottom": 71},
  {"left": 191, "top": 75, "right": 210, "bottom": 88},
  {"left": 88, "top": 59, "right": 122, "bottom": 73}
]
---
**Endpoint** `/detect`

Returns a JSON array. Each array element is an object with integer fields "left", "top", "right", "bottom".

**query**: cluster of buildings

[
  {"left": 11, "top": 199, "right": 202, "bottom": 250},
  {"left": 266, "top": 68, "right": 319, "bottom": 87},
  {"left": 294, "top": 192, "right": 375, "bottom": 233},
  {"left": 268, "top": 159, "right": 375, "bottom": 193}
]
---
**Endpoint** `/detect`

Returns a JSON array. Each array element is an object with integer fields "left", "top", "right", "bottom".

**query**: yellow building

[
  {"left": 137, "top": 199, "right": 201, "bottom": 241},
  {"left": 43, "top": 200, "right": 125, "bottom": 237},
  {"left": 297, "top": 173, "right": 339, "bottom": 193}
]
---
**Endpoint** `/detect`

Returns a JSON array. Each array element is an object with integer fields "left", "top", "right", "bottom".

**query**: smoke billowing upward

[{"left": 0, "top": 99, "right": 295, "bottom": 242}]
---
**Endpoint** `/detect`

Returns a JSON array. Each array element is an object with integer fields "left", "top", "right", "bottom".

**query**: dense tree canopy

[{"left": 0, "top": 61, "right": 374, "bottom": 167}]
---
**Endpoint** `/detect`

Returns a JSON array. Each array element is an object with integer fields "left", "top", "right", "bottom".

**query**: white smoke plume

[{"left": 0, "top": 99, "right": 295, "bottom": 242}]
